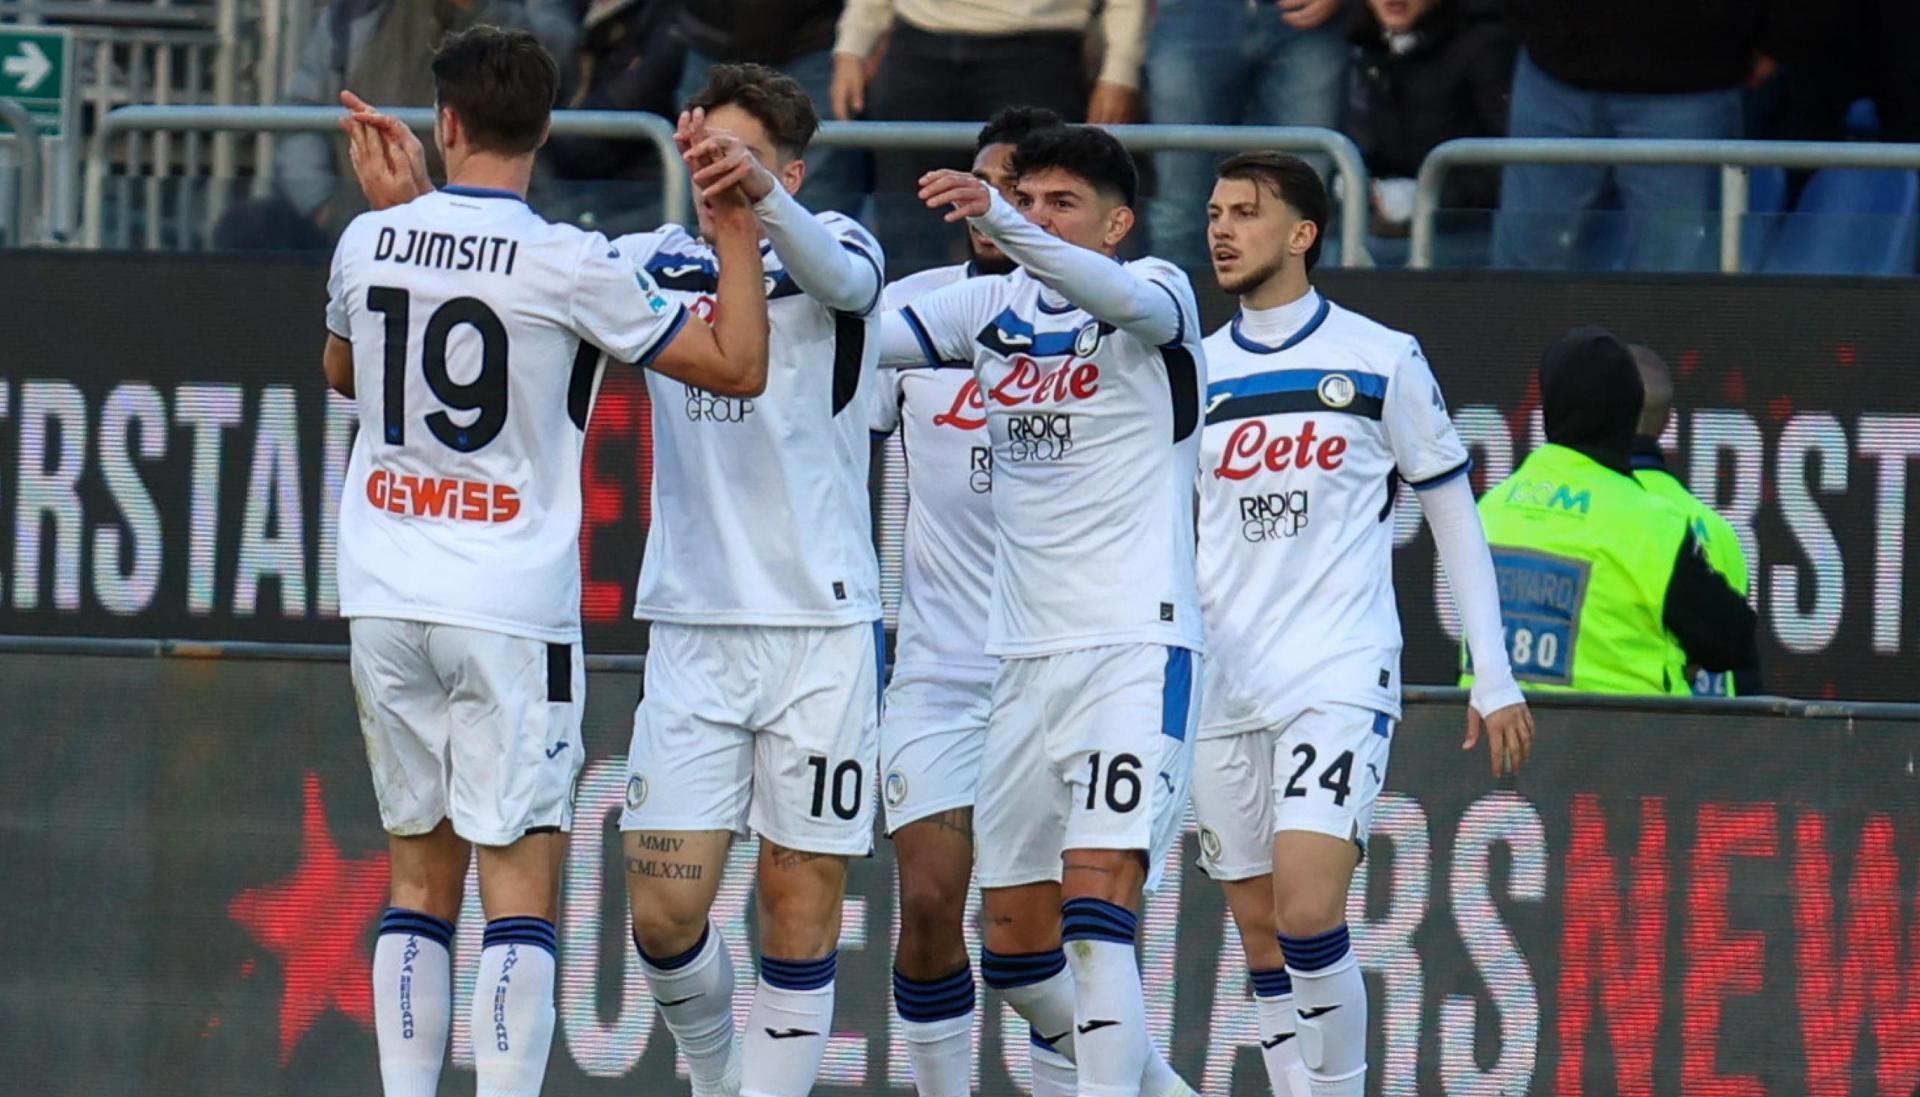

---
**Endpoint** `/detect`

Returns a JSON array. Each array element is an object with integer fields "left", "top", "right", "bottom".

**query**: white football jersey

[
  {"left": 625, "top": 215, "right": 884, "bottom": 626},
  {"left": 871, "top": 262, "right": 996, "bottom": 674},
  {"left": 1196, "top": 291, "right": 1470, "bottom": 732},
  {"left": 897, "top": 262, "right": 1207, "bottom": 658},
  {"left": 327, "top": 186, "right": 687, "bottom": 643}
]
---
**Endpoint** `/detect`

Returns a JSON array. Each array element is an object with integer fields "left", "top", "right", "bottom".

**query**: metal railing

[
  {"left": 1411, "top": 137, "right": 1920, "bottom": 272},
  {"left": 5, "top": 633, "right": 1915, "bottom": 719},
  {"left": 82, "top": 103, "right": 687, "bottom": 247},
  {"left": 81, "top": 106, "right": 1373, "bottom": 264},
  {"left": 0, "top": 98, "right": 45, "bottom": 244},
  {"left": 814, "top": 120, "right": 1373, "bottom": 267}
]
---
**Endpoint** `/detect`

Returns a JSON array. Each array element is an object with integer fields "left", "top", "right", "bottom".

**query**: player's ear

[
  {"left": 780, "top": 154, "right": 807, "bottom": 196},
  {"left": 436, "top": 102, "right": 459, "bottom": 153},
  {"left": 1104, "top": 203, "right": 1135, "bottom": 250},
  {"left": 1291, "top": 218, "right": 1319, "bottom": 261}
]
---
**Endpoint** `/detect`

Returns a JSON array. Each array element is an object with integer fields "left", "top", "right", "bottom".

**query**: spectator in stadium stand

[
  {"left": 1347, "top": 0, "right": 1514, "bottom": 262},
  {"left": 540, "top": 0, "right": 685, "bottom": 233},
  {"left": 1491, "top": 0, "right": 1789, "bottom": 272},
  {"left": 272, "top": 0, "right": 577, "bottom": 241},
  {"left": 830, "top": 0, "right": 1147, "bottom": 271},
  {"left": 1462, "top": 327, "right": 1760, "bottom": 697},
  {"left": 669, "top": 0, "right": 866, "bottom": 219},
  {"left": 1627, "top": 343, "right": 1760, "bottom": 698},
  {"left": 1142, "top": 0, "right": 1348, "bottom": 270},
  {"left": 1765, "top": 0, "right": 1920, "bottom": 143}
]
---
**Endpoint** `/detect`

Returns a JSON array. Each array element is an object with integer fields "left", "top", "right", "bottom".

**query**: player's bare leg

[
  {"left": 375, "top": 820, "right": 469, "bottom": 1097},
  {"left": 1271, "top": 832, "right": 1365, "bottom": 1097},
  {"left": 1218, "top": 875, "right": 1311, "bottom": 1097},
  {"left": 464, "top": 830, "right": 568, "bottom": 1097},
  {"left": 748, "top": 840, "right": 851, "bottom": 1097},
  {"left": 625, "top": 829, "right": 739, "bottom": 1097},
  {"left": 892, "top": 809, "right": 977, "bottom": 1097}
]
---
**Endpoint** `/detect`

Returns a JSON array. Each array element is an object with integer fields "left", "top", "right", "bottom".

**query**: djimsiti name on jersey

[{"left": 374, "top": 227, "right": 519, "bottom": 276}]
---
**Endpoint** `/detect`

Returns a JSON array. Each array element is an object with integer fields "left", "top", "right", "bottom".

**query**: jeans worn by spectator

[
  {"left": 1493, "top": 51, "right": 1743, "bottom": 272},
  {"left": 677, "top": 47, "right": 868, "bottom": 223},
  {"left": 1145, "top": 0, "right": 1348, "bottom": 269}
]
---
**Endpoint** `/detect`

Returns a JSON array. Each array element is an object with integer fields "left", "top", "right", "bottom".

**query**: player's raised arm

[
  {"left": 873, "top": 274, "right": 994, "bottom": 369},
  {"left": 647, "top": 182, "right": 771, "bottom": 396},
  {"left": 924, "top": 171, "right": 1182, "bottom": 348},
  {"left": 684, "top": 120, "right": 882, "bottom": 315},
  {"left": 339, "top": 91, "right": 433, "bottom": 209}
]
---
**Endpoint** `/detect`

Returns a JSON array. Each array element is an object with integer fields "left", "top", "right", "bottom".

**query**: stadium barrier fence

[
  {"left": 0, "top": 635, "right": 1914, "bottom": 1095},
  {"left": 0, "top": 97, "right": 45, "bottom": 244},
  {"left": 1411, "top": 137, "right": 1920, "bottom": 273},
  {"left": 79, "top": 105, "right": 1375, "bottom": 265}
]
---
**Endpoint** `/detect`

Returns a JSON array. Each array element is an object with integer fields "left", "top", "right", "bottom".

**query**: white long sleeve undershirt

[{"left": 1418, "top": 474, "right": 1526, "bottom": 715}]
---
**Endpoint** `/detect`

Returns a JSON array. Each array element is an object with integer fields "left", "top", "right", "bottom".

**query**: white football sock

[
  {"left": 894, "top": 965, "right": 975, "bottom": 1097},
  {"left": 1062, "top": 899, "right": 1149, "bottom": 1097},
  {"left": 373, "top": 908, "right": 453, "bottom": 1097},
  {"left": 742, "top": 952, "right": 838, "bottom": 1097},
  {"left": 1281, "top": 926, "right": 1368, "bottom": 1097},
  {"left": 638, "top": 922, "right": 739, "bottom": 1094},
  {"left": 1253, "top": 965, "right": 1311, "bottom": 1097},
  {"left": 473, "top": 917, "right": 557, "bottom": 1097}
]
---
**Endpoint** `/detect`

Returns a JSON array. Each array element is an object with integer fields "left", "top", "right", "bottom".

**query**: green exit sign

[{"left": 0, "top": 27, "right": 70, "bottom": 138}]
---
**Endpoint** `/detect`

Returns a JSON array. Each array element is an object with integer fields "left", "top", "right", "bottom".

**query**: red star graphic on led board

[{"left": 227, "top": 771, "right": 390, "bottom": 1064}]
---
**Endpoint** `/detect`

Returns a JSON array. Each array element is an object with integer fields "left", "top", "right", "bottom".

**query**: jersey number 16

[{"left": 368, "top": 286, "right": 510, "bottom": 452}]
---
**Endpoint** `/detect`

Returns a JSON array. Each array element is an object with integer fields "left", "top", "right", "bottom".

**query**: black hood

[{"left": 1539, "top": 326, "right": 1643, "bottom": 475}]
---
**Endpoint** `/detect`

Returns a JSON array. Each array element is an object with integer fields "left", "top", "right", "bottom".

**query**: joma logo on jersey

[
  {"left": 989, "top": 355, "right": 1099, "bottom": 409},
  {"left": 1213, "top": 419, "right": 1348, "bottom": 480},
  {"left": 685, "top": 386, "right": 754, "bottom": 423},
  {"left": 1239, "top": 490, "right": 1309, "bottom": 542},
  {"left": 1005, "top": 413, "right": 1073, "bottom": 462},
  {"left": 365, "top": 469, "right": 521, "bottom": 523},
  {"left": 1506, "top": 479, "right": 1591, "bottom": 513},
  {"left": 969, "top": 446, "right": 993, "bottom": 493},
  {"left": 932, "top": 378, "right": 989, "bottom": 431}
]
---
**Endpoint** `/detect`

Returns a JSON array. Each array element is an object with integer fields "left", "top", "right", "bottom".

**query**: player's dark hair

[
  {"left": 686, "top": 62, "right": 820, "bottom": 160},
  {"left": 1216, "top": 151, "right": 1330, "bottom": 271},
  {"left": 1010, "top": 125, "right": 1139, "bottom": 208},
  {"left": 976, "top": 106, "right": 1065, "bottom": 154},
  {"left": 430, "top": 25, "right": 558, "bottom": 156}
]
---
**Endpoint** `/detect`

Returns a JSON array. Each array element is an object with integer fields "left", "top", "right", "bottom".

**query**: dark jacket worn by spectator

[
  {"left": 677, "top": 0, "right": 842, "bottom": 64},
  {"left": 1507, "top": 0, "right": 1786, "bottom": 95},
  {"left": 1349, "top": 0, "right": 1514, "bottom": 213},
  {"left": 545, "top": 0, "right": 684, "bottom": 182}
]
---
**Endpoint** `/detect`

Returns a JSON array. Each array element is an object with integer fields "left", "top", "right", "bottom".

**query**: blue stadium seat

[{"left": 1762, "top": 169, "right": 1920, "bottom": 275}]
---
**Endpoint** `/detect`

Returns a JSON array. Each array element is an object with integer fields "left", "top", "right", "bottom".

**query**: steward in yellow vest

[{"left": 1463, "top": 327, "right": 1758, "bottom": 695}]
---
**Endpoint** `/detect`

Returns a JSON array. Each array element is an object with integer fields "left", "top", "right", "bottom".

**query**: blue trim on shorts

[
  {"left": 1373, "top": 711, "right": 1392, "bottom": 737},
  {"left": 1160, "top": 647, "right": 1194, "bottom": 742},
  {"left": 873, "top": 619, "right": 888, "bottom": 702}
]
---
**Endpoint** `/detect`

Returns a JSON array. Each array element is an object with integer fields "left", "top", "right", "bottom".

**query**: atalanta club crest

[
  {"left": 1317, "top": 373, "right": 1357, "bottom": 409},
  {"left": 1073, "top": 320, "right": 1102, "bottom": 358}
]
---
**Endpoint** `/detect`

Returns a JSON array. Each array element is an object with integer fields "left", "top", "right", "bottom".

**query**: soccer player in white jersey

[
  {"left": 1193, "top": 151, "right": 1536, "bottom": 1097},
  {"left": 867, "top": 105, "right": 1080, "bottom": 1097},
  {"left": 875, "top": 125, "right": 1206, "bottom": 1097},
  {"left": 325, "top": 28, "right": 768, "bottom": 1097},
  {"left": 621, "top": 64, "right": 888, "bottom": 1097}
]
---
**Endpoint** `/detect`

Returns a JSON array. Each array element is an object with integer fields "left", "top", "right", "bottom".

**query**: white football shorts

[
  {"left": 878, "top": 662, "right": 996, "bottom": 833},
  {"left": 349, "top": 616, "right": 586, "bottom": 848},
  {"left": 620, "top": 621, "right": 883, "bottom": 856},
  {"left": 1192, "top": 703, "right": 1394, "bottom": 881},
  {"left": 975, "top": 644, "right": 1199, "bottom": 891}
]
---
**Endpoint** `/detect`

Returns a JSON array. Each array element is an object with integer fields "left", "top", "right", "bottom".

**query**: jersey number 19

[{"left": 368, "top": 286, "right": 511, "bottom": 452}]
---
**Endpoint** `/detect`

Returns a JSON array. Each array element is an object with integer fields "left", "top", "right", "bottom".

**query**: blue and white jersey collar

[{"left": 1230, "top": 289, "right": 1328, "bottom": 354}]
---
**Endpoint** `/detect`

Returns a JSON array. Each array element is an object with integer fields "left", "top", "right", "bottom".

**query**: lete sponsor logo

[{"left": 1213, "top": 418, "right": 1348, "bottom": 480}]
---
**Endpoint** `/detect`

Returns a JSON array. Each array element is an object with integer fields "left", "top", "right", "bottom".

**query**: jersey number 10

[{"left": 368, "top": 286, "right": 510, "bottom": 452}]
